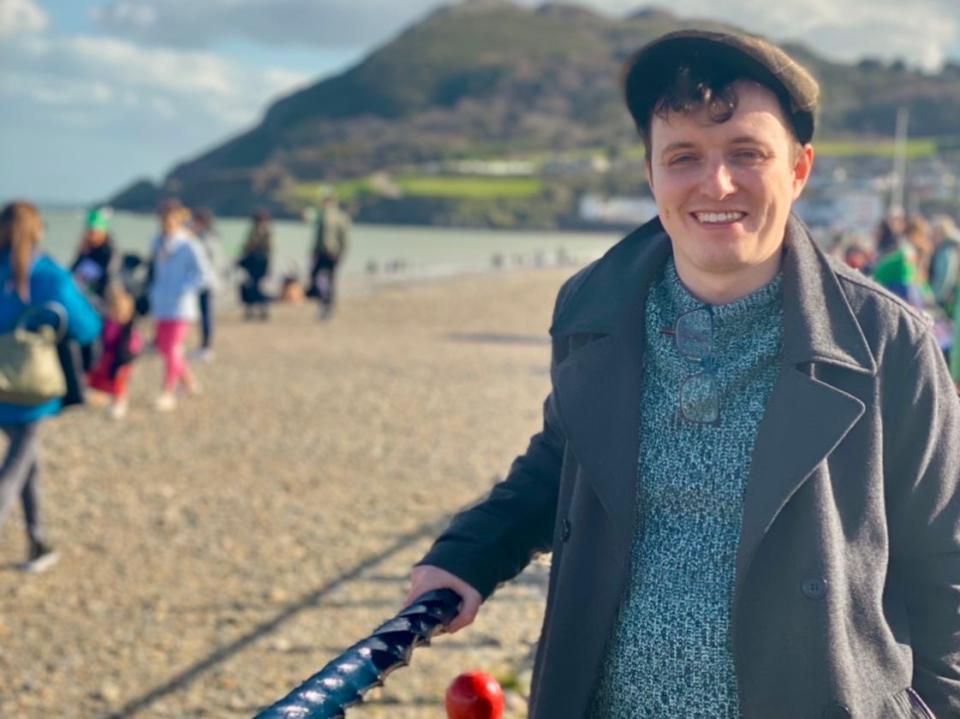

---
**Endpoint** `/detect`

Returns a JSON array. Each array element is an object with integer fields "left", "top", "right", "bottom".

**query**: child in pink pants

[
  {"left": 148, "top": 200, "right": 212, "bottom": 411},
  {"left": 154, "top": 319, "right": 196, "bottom": 408}
]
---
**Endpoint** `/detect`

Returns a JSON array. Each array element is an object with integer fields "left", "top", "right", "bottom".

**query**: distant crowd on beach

[
  {"left": 827, "top": 211, "right": 960, "bottom": 387},
  {"left": 0, "top": 197, "right": 350, "bottom": 572},
  {"left": 66, "top": 195, "right": 352, "bottom": 414}
]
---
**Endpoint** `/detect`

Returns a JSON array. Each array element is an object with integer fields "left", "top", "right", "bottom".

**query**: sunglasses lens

[{"left": 675, "top": 308, "right": 712, "bottom": 360}]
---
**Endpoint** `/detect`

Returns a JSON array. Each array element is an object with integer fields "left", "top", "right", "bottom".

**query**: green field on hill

[
  {"left": 394, "top": 175, "right": 545, "bottom": 199},
  {"left": 814, "top": 138, "right": 938, "bottom": 159}
]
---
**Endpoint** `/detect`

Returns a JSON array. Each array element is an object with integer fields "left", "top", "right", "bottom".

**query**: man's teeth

[{"left": 695, "top": 212, "right": 745, "bottom": 224}]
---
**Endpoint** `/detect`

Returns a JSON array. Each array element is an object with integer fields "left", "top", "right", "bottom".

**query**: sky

[{"left": 2, "top": 0, "right": 959, "bottom": 205}]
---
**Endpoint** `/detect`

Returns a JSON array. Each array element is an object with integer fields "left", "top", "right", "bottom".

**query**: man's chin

[{"left": 689, "top": 250, "right": 754, "bottom": 276}]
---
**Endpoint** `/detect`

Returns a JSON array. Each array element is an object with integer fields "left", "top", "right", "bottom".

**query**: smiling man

[{"left": 406, "top": 30, "right": 960, "bottom": 718}]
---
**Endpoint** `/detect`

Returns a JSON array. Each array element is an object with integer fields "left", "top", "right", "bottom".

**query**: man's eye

[
  {"left": 669, "top": 155, "right": 698, "bottom": 166},
  {"left": 732, "top": 149, "right": 765, "bottom": 162}
]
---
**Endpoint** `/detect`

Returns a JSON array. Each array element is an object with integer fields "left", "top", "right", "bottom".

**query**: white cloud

[
  {"left": 92, "top": 0, "right": 436, "bottom": 49},
  {"left": 0, "top": 32, "right": 309, "bottom": 132},
  {"left": 641, "top": 0, "right": 960, "bottom": 71},
  {"left": 91, "top": 0, "right": 960, "bottom": 70},
  {"left": 0, "top": 0, "right": 49, "bottom": 35},
  {"left": 0, "top": 28, "right": 310, "bottom": 201},
  {"left": 96, "top": 0, "right": 157, "bottom": 29}
]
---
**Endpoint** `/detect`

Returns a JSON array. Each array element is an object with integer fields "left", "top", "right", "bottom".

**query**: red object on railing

[{"left": 445, "top": 672, "right": 505, "bottom": 719}]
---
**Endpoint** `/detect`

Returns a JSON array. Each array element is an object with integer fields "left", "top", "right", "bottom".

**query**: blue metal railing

[{"left": 253, "top": 589, "right": 462, "bottom": 718}]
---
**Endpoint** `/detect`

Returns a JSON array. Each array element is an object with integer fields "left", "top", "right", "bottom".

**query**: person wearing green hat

[
  {"left": 71, "top": 206, "right": 118, "bottom": 304},
  {"left": 87, "top": 207, "right": 109, "bottom": 233}
]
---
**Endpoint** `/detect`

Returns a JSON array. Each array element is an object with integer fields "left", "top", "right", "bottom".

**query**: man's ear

[
  {"left": 646, "top": 160, "right": 656, "bottom": 197},
  {"left": 792, "top": 144, "right": 815, "bottom": 200}
]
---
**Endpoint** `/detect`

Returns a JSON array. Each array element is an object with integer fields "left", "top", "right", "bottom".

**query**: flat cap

[{"left": 623, "top": 29, "right": 820, "bottom": 143}]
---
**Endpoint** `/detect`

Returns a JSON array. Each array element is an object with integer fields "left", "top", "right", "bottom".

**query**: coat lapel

[
  {"left": 553, "top": 332, "right": 641, "bottom": 537},
  {"left": 735, "top": 216, "right": 876, "bottom": 592},
  {"left": 551, "top": 221, "right": 671, "bottom": 537},
  {"left": 735, "top": 366, "right": 865, "bottom": 585}
]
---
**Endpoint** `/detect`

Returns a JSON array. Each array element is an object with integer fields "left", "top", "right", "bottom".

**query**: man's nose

[{"left": 700, "top": 160, "right": 737, "bottom": 198}]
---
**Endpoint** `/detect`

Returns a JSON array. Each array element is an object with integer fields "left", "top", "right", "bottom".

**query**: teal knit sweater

[{"left": 588, "top": 258, "right": 783, "bottom": 718}]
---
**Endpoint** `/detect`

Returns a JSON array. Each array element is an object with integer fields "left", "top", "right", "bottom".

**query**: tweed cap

[{"left": 623, "top": 30, "right": 820, "bottom": 143}]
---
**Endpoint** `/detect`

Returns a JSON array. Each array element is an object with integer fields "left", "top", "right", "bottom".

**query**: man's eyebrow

[
  {"left": 659, "top": 141, "right": 698, "bottom": 157},
  {"left": 658, "top": 137, "right": 773, "bottom": 159},
  {"left": 729, "top": 136, "right": 770, "bottom": 145}
]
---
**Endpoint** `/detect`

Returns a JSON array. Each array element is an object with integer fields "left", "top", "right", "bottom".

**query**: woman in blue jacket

[{"left": 0, "top": 202, "right": 101, "bottom": 572}]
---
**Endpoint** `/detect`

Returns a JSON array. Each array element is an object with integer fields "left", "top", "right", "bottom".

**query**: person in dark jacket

[
  {"left": 237, "top": 208, "right": 272, "bottom": 321},
  {"left": 71, "top": 207, "right": 117, "bottom": 306},
  {"left": 189, "top": 207, "right": 222, "bottom": 360},
  {"left": 309, "top": 195, "right": 350, "bottom": 320},
  {"left": 0, "top": 201, "right": 102, "bottom": 572},
  {"left": 404, "top": 30, "right": 960, "bottom": 719}
]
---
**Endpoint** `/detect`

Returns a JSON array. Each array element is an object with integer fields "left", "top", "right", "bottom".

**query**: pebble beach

[{"left": 0, "top": 266, "right": 576, "bottom": 719}]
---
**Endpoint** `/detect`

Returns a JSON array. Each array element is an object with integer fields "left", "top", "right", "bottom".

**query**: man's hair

[{"left": 638, "top": 61, "right": 801, "bottom": 160}]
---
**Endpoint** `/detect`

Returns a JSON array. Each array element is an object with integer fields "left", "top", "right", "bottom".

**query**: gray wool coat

[{"left": 419, "top": 215, "right": 960, "bottom": 719}]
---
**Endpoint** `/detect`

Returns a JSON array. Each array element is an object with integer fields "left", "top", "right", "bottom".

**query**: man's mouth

[{"left": 692, "top": 211, "right": 747, "bottom": 225}]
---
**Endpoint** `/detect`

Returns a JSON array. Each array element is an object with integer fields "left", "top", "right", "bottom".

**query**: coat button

[
  {"left": 822, "top": 702, "right": 851, "bottom": 719},
  {"left": 560, "top": 518, "right": 572, "bottom": 543},
  {"left": 802, "top": 577, "right": 828, "bottom": 600}
]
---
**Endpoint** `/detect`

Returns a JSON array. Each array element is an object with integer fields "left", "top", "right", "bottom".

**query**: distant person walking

[
  {"left": 873, "top": 216, "right": 956, "bottom": 355},
  {"left": 189, "top": 208, "right": 223, "bottom": 361},
  {"left": 71, "top": 207, "right": 117, "bottom": 306},
  {"left": 929, "top": 214, "right": 960, "bottom": 317},
  {"left": 872, "top": 216, "right": 930, "bottom": 308},
  {"left": 238, "top": 209, "right": 272, "bottom": 321},
  {"left": 148, "top": 200, "right": 211, "bottom": 411},
  {"left": 871, "top": 217, "right": 901, "bottom": 265},
  {"left": 953, "top": 289, "right": 960, "bottom": 392},
  {"left": 86, "top": 284, "right": 143, "bottom": 420},
  {"left": 0, "top": 201, "right": 101, "bottom": 572},
  {"left": 310, "top": 196, "right": 350, "bottom": 320}
]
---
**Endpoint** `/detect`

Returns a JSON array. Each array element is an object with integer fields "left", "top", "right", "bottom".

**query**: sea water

[{"left": 40, "top": 208, "right": 618, "bottom": 290}]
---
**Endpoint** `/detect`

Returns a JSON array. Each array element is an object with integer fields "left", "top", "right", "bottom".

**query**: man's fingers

[
  {"left": 403, "top": 585, "right": 472, "bottom": 629},
  {"left": 445, "top": 596, "right": 481, "bottom": 634},
  {"left": 404, "top": 565, "right": 483, "bottom": 634}
]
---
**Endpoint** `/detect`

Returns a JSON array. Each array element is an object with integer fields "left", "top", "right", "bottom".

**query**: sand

[{"left": 0, "top": 265, "right": 578, "bottom": 719}]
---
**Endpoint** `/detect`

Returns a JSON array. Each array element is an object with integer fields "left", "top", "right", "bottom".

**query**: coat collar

[
  {"left": 551, "top": 213, "right": 877, "bottom": 376},
  {"left": 779, "top": 215, "right": 877, "bottom": 374}
]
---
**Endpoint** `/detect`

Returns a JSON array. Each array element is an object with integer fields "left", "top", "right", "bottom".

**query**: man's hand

[{"left": 404, "top": 565, "right": 483, "bottom": 634}]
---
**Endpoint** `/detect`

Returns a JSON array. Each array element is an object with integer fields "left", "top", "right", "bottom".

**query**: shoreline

[
  {"left": 213, "top": 247, "right": 596, "bottom": 314},
  {"left": 40, "top": 207, "right": 618, "bottom": 296},
  {"left": 40, "top": 204, "right": 639, "bottom": 235}
]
